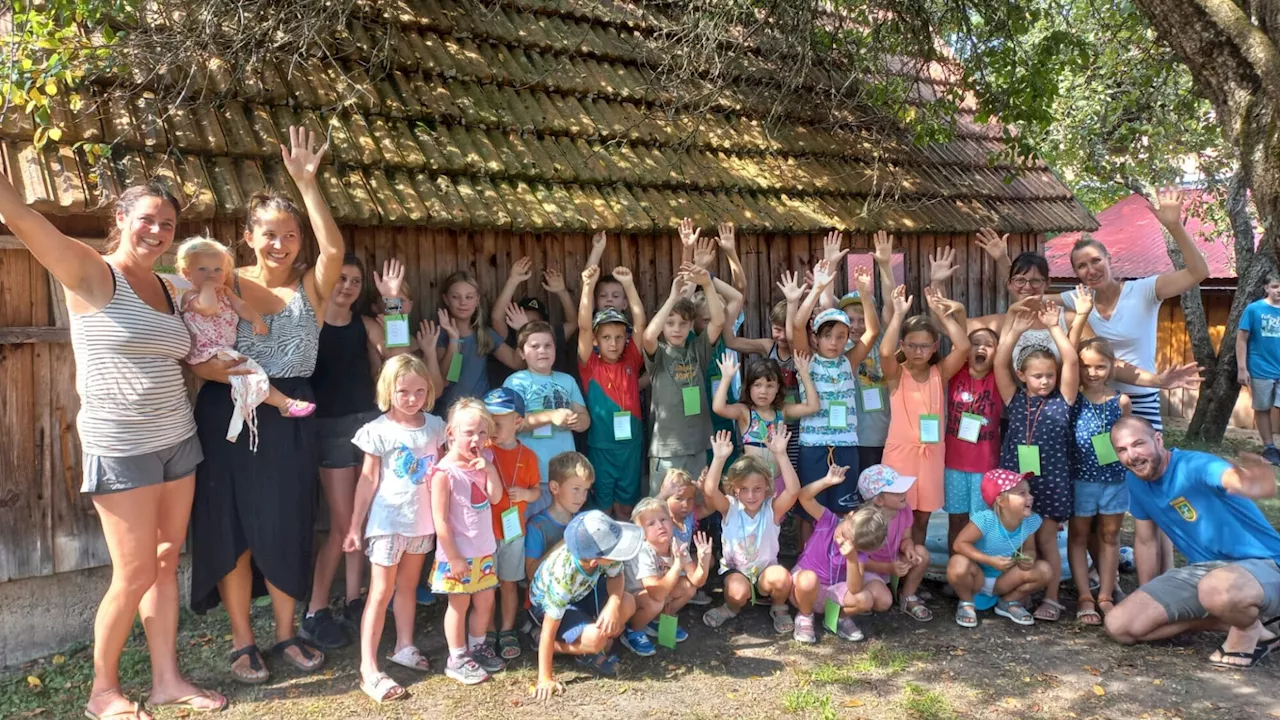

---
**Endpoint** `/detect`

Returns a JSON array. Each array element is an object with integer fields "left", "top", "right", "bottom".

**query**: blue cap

[
  {"left": 811, "top": 307, "right": 852, "bottom": 333},
  {"left": 564, "top": 510, "right": 644, "bottom": 562},
  {"left": 483, "top": 387, "right": 525, "bottom": 416}
]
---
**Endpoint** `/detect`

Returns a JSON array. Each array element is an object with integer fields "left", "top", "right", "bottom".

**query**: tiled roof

[
  {"left": 0, "top": 0, "right": 1098, "bottom": 234},
  {"left": 1047, "top": 191, "right": 1238, "bottom": 279}
]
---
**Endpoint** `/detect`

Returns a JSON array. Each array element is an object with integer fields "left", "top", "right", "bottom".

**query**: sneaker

[
  {"left": 445, "top": 654, "right": 489, "bottom": 685},
  {"left": 1264, "top": 446, "right": 1280, "bottom": 466},
  {"left": 341, "top": 596, "right": 365, "bottom": 629},
  {"left": 416, "top": 587, "right": 436, "bottom": 606},
  {"left": 644, "top": 621, "right": 689, "bottom": 643},
  {"left": 299, "top": 608, "right": 348, "bottom": 649},
  {"left": 470, "top": 643, "right": 506, "bottom": 674},
  {"left": 835, "top": 617, "right": 864, "bottom": 642},
  {"left": 792, "top": 614, "right": 817, "bottom": 644},
  {"left": 620, "top": 628, "right": 657, "bottom": 657},
  {"left": 688, "top": 590, "right": 713, "bottom": 606}
]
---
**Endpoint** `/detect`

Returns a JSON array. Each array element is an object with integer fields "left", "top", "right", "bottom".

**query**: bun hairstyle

[
  {"left": 104, "top": 182, "right": 182, "bottom": 253},
  {"left": 743, "top": 357, "right": 785, "bottom": 410}
]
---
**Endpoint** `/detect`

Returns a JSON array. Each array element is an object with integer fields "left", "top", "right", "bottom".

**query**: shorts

[
  {"left": 1143, "top": 559, "right": 1280, "bottom": 623},
  {"left": 431, "top": 554, "right": 499, "bottom": 594},
  {"left": 588, "top": 441, "right": 642, "bottom": 510},
  {"left": 791, "top": 568, "right": 851, "bottom": 608},
  {"left": 365, "top": 533, "right": 434, "bottom": 567},
  {"left": 798, "top": 445, "right": 863, "bottom": 513},
  {"left": 495, "top": 537, "right": 525, "bottom": 583},
  {"left": 944, "top": 468, "right": 987, "bottom": 515},
  {"left": 529, "top": 580, "right": 608, "bottom": 644},
  {"left": 649, "top": 453, "right": 708, "bottom": 498},
  {"left": 317, "top": 410, "right": 381, "bottom": 469},
  {"left": 81, "top": 434, "right": 204, "bottom": 495},
  {"left": 978, "top": 563, "right": 1003, "bottom": 596},
  {"left": 1251, "top": 378, "right": 1280, "bottom": 411},
  {"left": 1073, "top": 481, "right": 1129, "bottom": 517}
]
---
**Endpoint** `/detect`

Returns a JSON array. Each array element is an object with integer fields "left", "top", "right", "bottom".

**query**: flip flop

[
  {"left": 228, "top": 645, "right": 268, "bottom": 685},
  {"left": 360, "top": 673, "right": 406, "bottom": 703},
  {"left": 386, "top": 645, "right": 430, "bottom": 672},
  {"left": 84, "top": 701, "right": 150, "bottom": 720},
  {"left": 147, "top": 690, "right": 228, "bottom": 713},
  {"left": 1208, "top": 641, "right": 1276, "bottom": 670}
]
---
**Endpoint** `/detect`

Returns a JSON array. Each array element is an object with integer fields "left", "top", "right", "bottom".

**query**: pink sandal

[{"left": 280, "top": 399, "right": 316, "bottom": 418}]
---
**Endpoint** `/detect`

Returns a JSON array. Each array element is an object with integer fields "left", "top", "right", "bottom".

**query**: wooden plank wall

[
  {"left": 0, "top": 226, "right": 1041, "bottom": 582},
  {"left": 1157, "top": 290, "right": 1254, "bottom": 428}
]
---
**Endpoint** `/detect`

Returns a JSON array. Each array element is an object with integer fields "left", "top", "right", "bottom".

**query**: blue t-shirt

[
  {"left": 971, "top": 509, "right": 1042, "bottom": 577},
  {"left": 1126, "top": 449, "right": 1280, "bottom": 564},
  {"left": 1241, "top": 299, "right": 1280, "bottom": 380},
  {"left": 503, "top": 370, "right": 585, "bottom": 485},
  {"left": 434, "top": 327, "right": 505, "bottom": 412},
  {"left": 524, "top": 510, "right": 569, "bottom": 562}
]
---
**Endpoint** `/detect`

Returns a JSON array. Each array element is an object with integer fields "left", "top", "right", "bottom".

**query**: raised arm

[
  {"left": 717, "top": 222, "right": 747, "bottom": 294},
  {"left": 1042, "top": 301, "right": 1079, "bottom": 404},
  {"left": 415, "top": 319, "right": 446, "bottom": 399},
  {"left": 1148, "top": 190, "right": 1211, "bottom": 300},
  {"left": 793, "top": 259, "right": 835, "bottom": 351},
  {"left": 975, "top": 227, "right": 1013, "bottom": 290},
  {"left": 586, "top": 230, "right": 607, "bottom": 270},
  {"left": 783, "top": 351, "right": 822, "bottom": 420},
  {"left": 282, "top": 126, "right": 343, "bottom": 303},
  {"left": 819, "top": 230, "right": 848, "bottom": 309},
  {"left": 879, "top": 285, "right": 912, "bottom": 385},
  {"left": 370, "top": 259, "right": 415, "bottom": 360},
  {"left": 768, "top": 425, "right": 802, "bottom": 522},
  {"left": 1221, "top": 453, "right": 1280, "bottom": 500},
  {"left": 924, "top": 286, "right": 971, "bottom": 382},
  {"left": 433, "top": 308, "right": 461, "bottom": 387},
  {"left": 577, "top": 265, "right": 600, "bottom": 364},
  {"left": 1067, "top": 285, "right": 1095, "bottom": 347},
  {"left": 542, "top": 268, "right": 579, "bottom": 338},
  {"left": 702, "top": 431, "right": 734, "bottom": 516},
  {"left": 689, "top": 263, "right": 726, "bottom": 343},
  {"left": 712, "top": 355, "right": 749, "bottom": 424},
  {"left": 797, "top": 465, "right": 844, "bottom": 522},
  {"left": 766, "top": 270, "right": 809, "bottom": 358},
  {"left": 614, "top": 266, "right": 647, "bottom": 341},
  {"left": 926, "top": 246, "right": 957, "bottom": 292},
  {"left": 994, "top": 308, "right": 1034, "bottom": 403},
  {"left": 644, "top": 273, "right": 687, "bottom": 356},
  {"left": 844, "top": 265, "right": 880, "bottom": 368},
  {"left": 678, "top": 217, "right": 700, "bottom": 266},
  {"left": 491, "top": 256, "right": 533, "bottom": 336}
]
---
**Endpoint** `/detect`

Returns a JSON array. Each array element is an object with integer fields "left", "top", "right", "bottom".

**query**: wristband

[{"left": 383, "top": 296, "right": 403, "bottom": 314}]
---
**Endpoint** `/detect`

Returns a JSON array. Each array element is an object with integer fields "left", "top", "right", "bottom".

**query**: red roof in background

[{"left": 1046, "top": 192, "right": 1238, "bottom": 280}]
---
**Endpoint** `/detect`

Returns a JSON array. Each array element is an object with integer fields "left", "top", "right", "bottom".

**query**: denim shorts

[
  {"left": 529, "top": 581, "right": 608, "bottom": 643},
  {"left": 1144, "top": 559, "right": 1280, "bottom": 623},
  {"left": 1073, "top": 481, "right": 1129, "bottom": 517},
  {"left": 943, "top": 468, "right": 986, "bottom": 515},
  {"left": 81, "top": 434, "right": 204, "bottom": 495}
]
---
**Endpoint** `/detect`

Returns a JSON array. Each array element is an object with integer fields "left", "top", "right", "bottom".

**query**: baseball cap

[
  {"left": 592, "top": 307, "right": 631, "bottom": 330},
  {"left": 838, "top": 291, "right": 861, "bottom": 309},
  {"left": 811, "top": 307, "right": 851, "bottom": 333},
  {"left": 483, "top": 387, "right": 525, "bottom": 416},
  {"left": 564, "top": 510, "right": 643, "bottom": 562},
  {"left": 857, "top": 464, "right": 917, "bottom": 499},
  {"left": 518, "top": 297, "right": 548, "bottom": 317},
  {"left": 981, "top": 468, "right": 1031, "bottom": 506}
]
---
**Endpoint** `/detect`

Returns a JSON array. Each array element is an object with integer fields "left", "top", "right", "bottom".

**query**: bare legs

[
  {"left": 221, "top": 550, "right": 324, "bottom": 674},
  {"left": 309, "top": 466, "right": 364, "bottom": 615},
  {"left": 360, "top": 553, "right": 427, "bottom": 682}
]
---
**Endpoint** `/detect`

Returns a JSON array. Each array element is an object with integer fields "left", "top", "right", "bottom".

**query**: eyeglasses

[
  {"left": 1010, "top": 277, "right": 1047, "bottom": 289},
  {"left": 903, "top": 343, "right": 935, "bottom": 353}
]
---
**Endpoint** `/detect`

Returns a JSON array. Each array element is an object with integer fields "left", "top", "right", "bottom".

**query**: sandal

[
  {"left": 361, "top": 673, "right": 406, "bottom": 703},
  {"left": 1034, "top": 597, "right": 1064, "bottom": 622},
  {"left": 271, "top": 637, "right": 325, "bottom": 672},
  {"left": 147, "top": 689, "right": 227, "bottom": 713},
  {"left": 996, "top": 600, "right": 1035, "bottom": 626},
  {"left": 1096, "top": 599, "right": 1115, "bottom": 616},
  {"left": 1076, "top": 599, "right": 1102, "bottom": 626},
  {"left": 955, "top": 601, "right": 978, "bottom": 628},
  {"left": 84, "top": 701, "right": 151, "bottom": 720},
  {"left": 575, "top": 652, "right": 621, "bottom": 677},
  {"left": 770, "top": 605, "right": 794, "bottom": 634},
  {"left": 497, "top": 630, "right": 522, "bottom": 660},
  {"left": 280, "top": 399, "right": 316, "bottom": 417},
  {"left": 702, "top": 604, "right": 737, "bottom": 628},
  {"left": 900, "top": 595, "right": 933, "bottom": 622},
  {"left": 386, "top": 645, "right": 430, "bottom": 672},
  {"left": 228, "top": 644, "right": 268, "bottom": 685},
  {"left": 1208, "top": 641, "right": 1277, "bottom": 670}
]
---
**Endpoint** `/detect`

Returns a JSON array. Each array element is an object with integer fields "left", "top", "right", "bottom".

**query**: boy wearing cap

[
  {"left": 529, "top": 510, "right": 642, "bottom": 699},
  {"left": 947, "top": 468, "right": 1052, "bottom": 628},
  {"left": 642, "top": 262, "right": 726, "bottom": 497},
  {"left": 491, "top": 255, "right": 581, "bottom": 379},
  {"left": 482, "top": 388, "right": 543, "bottom": 660},
  {"left": 578, "top": 265, "right": 647, "bottom": 519},
  {"left": 858, "top": 464, "right": 932, "bottom": 621}
]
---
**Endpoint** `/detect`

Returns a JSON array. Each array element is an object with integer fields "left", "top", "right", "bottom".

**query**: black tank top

[{"left": 313, "top": 316, "right": 377, "bottom": 418}]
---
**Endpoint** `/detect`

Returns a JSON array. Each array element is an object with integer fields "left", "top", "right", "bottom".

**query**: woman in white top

[{"left": 0, "top": 178, "right": 229, "bottom": 718}]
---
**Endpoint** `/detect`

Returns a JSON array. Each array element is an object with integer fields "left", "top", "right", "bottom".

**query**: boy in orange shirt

[{"left": 484, "top": 387, "right": 542, "bottom": 660}]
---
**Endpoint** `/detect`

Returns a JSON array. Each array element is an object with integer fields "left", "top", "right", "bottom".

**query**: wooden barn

[{"left": 0, "top": 0, "right": 1094, "bottom": 661}]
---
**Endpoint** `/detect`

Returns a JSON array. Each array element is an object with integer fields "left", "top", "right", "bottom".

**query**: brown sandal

[
  {"left": 271, "top": 636, "right": 325, "bottom": 672},
  {"left": 229, "top": 644, "right": 268, "bottom": 685}
]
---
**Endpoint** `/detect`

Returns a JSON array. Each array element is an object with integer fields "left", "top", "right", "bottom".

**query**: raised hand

[
  {"left": 581, "top": 264, "right": 600, "bottom": 288},
  {"left": 1156, "top": 362, "right": 1205, "bottom": 390},
  {"left": 682, "top": 261, "right": 712, "bottom": 287},
  {"left": 373, "top": 258, "right": 406, "bottom": 299},
  {"left": 975, "top": 227, "right": 1009, "bottom": 264},
  {"left": 716, "top": 354, "right": 739, "bottom": 380},
  {"left": 1148, "top": 188, "right": 1185, "bottom": 227},
  {"left": 812, "top": 259, "right": 835, "bottom": 290},
  {"left": 930, "top": 246, "right": 957, "bottom": 284},
  {"left": 717, "top": 222, "right": 736, "bottom": 252},
  {"left": 1073, "top": 284, "right": 1095, "bottom": 317},
  {"left": 509, "top": 256, "right": 534, "bottom": 285},
  {"left": 437, "top": 307, "right": 460, "bottom": 340},
  {"left": 711, "top": 430, "right": 735, "bottom": 460},
  {"left": 822, "top": 230, "right": 848, "bottom": 266},
  {"left": 1230, "top": 452, "right": 1280, "bottom": 497},
  {"left": 505, "top": 302, "right": 530, "bottom": 331},
  {"left": 872, "top": 230, "right": 893, "bottom": 266},
  {"left": 1037, "top": 300, "right": 1063, "bottom": 328},
  {"left": 890, "top": 284, "right": 912, "bottom": 316},
  {"left": 693, "top": 237, "right": 717, "bottom": 271},
  {"left": 1009, "top": 306, "right": 1035, "bottom": 334},
  {"left": 821, "top": 464, "right": 848, "bottom": 489},
  {"left": 766, "top": 423, "right": 792, "bottom": 456},
  {"left": 852, "top": 265, "right": 873, "bottom": 294},
  {"left": 793, "top": 350, "right": 811, "bottom": 377},
  {"left": 542, "top": 267, "right": 566, "bottom": 293},
  {"left": 678, "top": 217, "right": 701, "bottom": 248},
  {"left": 923, "top": 286, "right": 947, "bottom": 315},
  {"left": 417, "top": 318, "right": 442, "bottom": 349},
  {"left": 693, "top": 531, "right": 713, "bottom": 563},
  {"left": 777, "top": 270, "right": 808, "bottom": 304},
  {"left": 592, "top": 230, "right": 607, "bottom": 252},
  {"left": 612, "top": 266, "right": 635, "bottom": 287},
  {"left": 280, "top": 125, "right": 328, "bottom": 184}
]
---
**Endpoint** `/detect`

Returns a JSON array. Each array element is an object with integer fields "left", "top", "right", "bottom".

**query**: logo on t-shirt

[
  {"left": 1170, "top": 496, "right": 1197, "bottom": 522},
  {"left": 1261, "top": 314, "right": 1280, "bottom": 338},
  {"left": 391, "top": 446, "right": 437, "bottom": 485}
]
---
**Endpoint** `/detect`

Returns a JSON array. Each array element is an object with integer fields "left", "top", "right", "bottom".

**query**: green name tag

[
  {"left": 1018, "top": 444, "right": 1041, "bottom": 476},
  {"left": 785, "top": 392, "right": 798, "bottom": 405},
  {"left": 446, "top": 352, "right": 463, "bottom": 382},
  {"left": 501, "top": 506, "right": 522, "bottom": 541},
  {"left": 957, "top": 412, "right": 983, "bottom": 443},
  {"left": 823, "top": 599, "right": 840, "bottom": 634},
  {"left": 682, "top": 385, "right": 701, "bottom": 416},
  {"left": 919, "top": 414, "right": 941, "bottom": 444},
  {"left": 829, "top": 401, "right": 849, "bottom": 429},
  {"left": 1092, "top": 433, "right": 1119, "bottom": 465},
  {"left": 384, "top": 314, "right": 410, "bottom": 348},
  {"left": 657, "top": 613, "right": 678, "bottom": 649},
  {"left": 859, "top": 384, "right": 884, "bottom": 412},
  {"left": 613, "top": 411, "right": 633, "bottom": 441}
]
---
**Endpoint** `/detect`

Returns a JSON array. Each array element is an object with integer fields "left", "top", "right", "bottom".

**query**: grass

[
  {"left": 807, "top": 641, "right": 932, "bottom": 686},
  {"left": 782, "top": 687, "right": 837, "bottom": 720},
  {"left": 899, "top": 682, "right": 955, "bottom": 720}
]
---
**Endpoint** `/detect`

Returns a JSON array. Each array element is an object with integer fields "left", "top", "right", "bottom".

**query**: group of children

[{"left": 312, "top": 224, "right": 1166, "bottom": 703}]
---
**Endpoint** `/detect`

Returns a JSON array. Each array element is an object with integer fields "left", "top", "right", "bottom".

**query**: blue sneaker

[
  {"left": 416, "top": 587, "right": 436, "bottom": 606},
  {"left": 645, "top": 620, "right": 688, "bottom": 643},
  {"left": 620, "top": 628, "right": 656, "bottom": 657}
]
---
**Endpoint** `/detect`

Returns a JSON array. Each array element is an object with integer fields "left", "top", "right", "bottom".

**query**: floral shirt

[{"left": 529, "top": 543, "right": 623, "bottom": 620}]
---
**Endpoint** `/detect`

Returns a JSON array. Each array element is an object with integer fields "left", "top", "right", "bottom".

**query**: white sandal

[
  {"left": 386, "top": 645, "right": 430, "bottom": 671},
  {"left": 361, "top": 674, "right": 405, "bottom": 703}
]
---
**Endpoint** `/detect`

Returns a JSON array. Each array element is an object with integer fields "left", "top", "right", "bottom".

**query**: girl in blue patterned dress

[
  {"left": 1066, "top": 338, "right": 1131, "bottom": 625},
  {"left": 995, "top": 301, "right": 1079, "bottom": 622}
]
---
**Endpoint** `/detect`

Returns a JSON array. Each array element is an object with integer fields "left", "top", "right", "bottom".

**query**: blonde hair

[
  {"left": 548, "top": 451, "right": 594, "bottom": 485},
  {"left": 374, "top": 354, "right": 434, "bottom": 412},
  {"left": 175, "top": 236, "right": 232, "bottom": 277},
  {"left": 656, "top": 467, "right": 696, "bottom": 500},
  {"left": 836, "top": 505, "right": 888, "bottom": 552},
  {"left": 630, "top": 497, "right": 670, "bottom": 524},
  {"left": 446, "top": 396, "right": 494, "bottom": 437},
  {"left": 441, "top": 271, "right": 493, "bottom": 356},
  {"left": 723, "top": 455, "right": 774, "bottom": 498}
]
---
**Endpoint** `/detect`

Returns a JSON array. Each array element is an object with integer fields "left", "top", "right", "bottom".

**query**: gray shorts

[
  {"left": 317, "top": 410, "right": 381, "bottom": 469},
  {"left": 81, "top": 434, "right": 204, "bottom": 495},
  {"left": 648, "top": 453, "right": 708, "bottom": 498},
  {"left": 1145, "top": 559, "right": 1280, "bottom": 623},
  {"left": 1251, "top": 379, "right": 1280, "bottom": 411},
  {"left": 495, "top": 537, "right": 525, "bottom": 583}
]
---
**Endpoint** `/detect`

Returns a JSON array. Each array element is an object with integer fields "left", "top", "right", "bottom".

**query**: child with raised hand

[
  {"left": 881, "top": 285, "right": 972, "bottom": 548},
  {"left": 434, "top": 271, "right": 522, "bottom": 413},
  {"left": 504, "top": 320, "right": 590, "bottom": 517},
  {"left": 343, "top": 355, "right": 445, "bottom": 704},
  {"left": 480, "top": 388, "right": 542, "bottom": 661},
  {"left": 528, "top": 510, "right": 642, "bottom": 699},
  {"left": 712, "top": 353, "right": 821, "bottom": 497},
  {"left": 944, "top": 326, "right": 1005, "bottom": 553},
  {"left": 491, "top": 256, "right": 580, "bottom": 368},
  {"left": 790, "top": 260, "right": 880, "bottom": 537},
  {"left": 429, "top": 398, "right": 506, "bottom": 685},
  {"left": 524, "top": 451, "right": 595, "bottom": 581},
  {"left": 1067, "top": 337, "right": 1131, "bottom": 625},
  {"left": 858, "top": 464, "right": 933, "bottom": 622},
  {"left": 657, "top": 468, "right": 717, "bottom": 606},
  {"left": 176, "top": 237, "right": 314, "bottom": 450},
  {"left": 994, "top": 301, "right": 1079, "bottom": 623},
  {"left": 701, "top": 427, "right": 801, "bottom": 634},
  {"left": 643, "top": 263, "right": 726, "bottom": 495},
  {"left": 621, "top": 499, "right": 714, "bottom": 655},
  {"left": 577, "top": 264, "right": 647, "bottom": 519},
  {"left": 947, "top": 469, "right": 1052, "bottom": 628}
]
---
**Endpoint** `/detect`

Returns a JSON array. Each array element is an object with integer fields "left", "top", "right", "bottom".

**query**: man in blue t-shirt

[
  {"left": 1237, "top": 273, "right": 1280, "bottom": 465},
  {"left": 1107, "top": 416, "right": 1280, "bottom": 668}
]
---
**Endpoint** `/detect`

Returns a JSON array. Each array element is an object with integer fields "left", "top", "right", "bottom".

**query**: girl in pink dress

[{"left": 176, "top": 238, "right": 314, "bottom": 450}]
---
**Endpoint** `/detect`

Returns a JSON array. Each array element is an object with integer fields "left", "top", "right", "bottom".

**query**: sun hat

[
  {"left": 857, "top": 464, "right": 918, "bottom": 499},
  {"left": 565, "top": 510, "right": 644, "bottom": 562},
  {"left": 981, "top": 468, "right": 1032, "bottom": 507}
]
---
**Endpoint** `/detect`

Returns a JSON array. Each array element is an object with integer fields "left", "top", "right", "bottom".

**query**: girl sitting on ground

[{"left": 619, "top": 499, "right": 714, "bottom": 655}]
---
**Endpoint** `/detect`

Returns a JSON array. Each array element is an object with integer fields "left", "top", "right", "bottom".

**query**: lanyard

[
  {"left": 993, "top": 509, "right": 1024, "bottom": 555},
  {"left": 1024, "top": 393, "right": 1048, "bottom": 442},
  {"left": 494, "top": 446, "right": 526, "bottom": 493}
]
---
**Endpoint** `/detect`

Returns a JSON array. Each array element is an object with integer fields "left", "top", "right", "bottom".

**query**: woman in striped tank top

[
  {"left": 0, "top": 177, "right": 228, "bottom": 717},
  {"left": 187, "top": 127, "right": 346, "bottom": 685}
]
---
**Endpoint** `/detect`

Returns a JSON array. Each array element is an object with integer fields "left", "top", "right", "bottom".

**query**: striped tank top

[
  {"left": 69, "top": 265, "right": 196, "bottom": 456},
  {"left": 233, "top": 276, "right": 320, "bottom": 378}
]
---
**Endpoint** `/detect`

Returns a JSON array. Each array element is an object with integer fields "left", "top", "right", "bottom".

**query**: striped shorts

[{"left": 365, "top": 533, "right": 434, "bottom": 567}]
